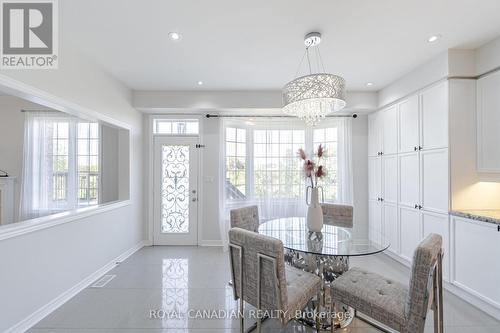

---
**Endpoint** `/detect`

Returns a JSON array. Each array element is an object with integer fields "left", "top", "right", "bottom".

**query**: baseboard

[
  {"left": 199, "top": 239, "right": 223, "bottom": 247},
  {"left": 382, "top": 252, "right": 500, "bottom": 321},
  {"left": 445, "top": 282, "right": 500, "bottom": 321},
  {"left": 6, "top": 240, "right": 147, "bottom": 333}
]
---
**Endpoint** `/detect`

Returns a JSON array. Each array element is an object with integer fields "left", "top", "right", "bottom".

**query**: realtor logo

[{"left": 1, "top": 0, "right": 58, "bottom": 69}]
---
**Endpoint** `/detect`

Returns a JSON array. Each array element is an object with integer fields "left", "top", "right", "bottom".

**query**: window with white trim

[{"left": 224, "top": 120, "right": 339, "bottom": 205}]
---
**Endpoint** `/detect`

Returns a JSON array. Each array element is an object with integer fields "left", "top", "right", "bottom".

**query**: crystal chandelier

[{"left": 282, "top": 32, "right": 346, "bottom": 126}]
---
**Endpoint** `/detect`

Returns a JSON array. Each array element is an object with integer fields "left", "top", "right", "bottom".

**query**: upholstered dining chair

[
  {"left": 228, "top": 227, "right": 322, "bottom": 333},
  {"left": 321, "top": 203, "right": 354, "bottom": 228},
  {"left": 230, "top": 205, "right": 259, "bottom": 232},
  {"left": 330, "top": 233, "right": 444, "bottom": 333}
]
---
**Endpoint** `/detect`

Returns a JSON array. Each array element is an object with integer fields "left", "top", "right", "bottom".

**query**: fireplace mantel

[{"left": 0, "top": 177, "right": 16, "bottom": 225}]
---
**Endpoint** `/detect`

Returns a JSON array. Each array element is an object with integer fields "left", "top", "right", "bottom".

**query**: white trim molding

[
  {"left": 199, "top": 239, "right": 223, "bottom": 247},
  {"left": 0, "top": 200, "right": 131, "bottom": 241},
  {"left": 4, "top": 240, "right": 148, "bottom": 333}
]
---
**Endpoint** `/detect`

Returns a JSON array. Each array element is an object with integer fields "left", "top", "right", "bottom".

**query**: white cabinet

[
  {"left": 421, "top": 81, "right": 448, "bottom": 150},
  {"left": 422, "top": 211, "right": 449, "bottom": 281},
  {"left": 477, "top": 72, "right": 500, "bottom": 173},
  {"left": 368, "top": 112, "right": 382, "bottom": 157},
  {"left": 453, "top": 217, "right": 500, "bottom": 307},
  {"left": 369, "top": 200, "right": 382, "bottom": 245},
  {"left": 382, "top": 105, "right": 398, "bottom": 155},
  {"left": 368, "top": 156, "right": 382, "bottom": 201},
  {"left": 383, "top": 203, "right": 399, "bottom": 254},
  {"left": 369, "top": 106, "right": 398, "bottom": 156},
  {"left": 399, "top": 206, "right": 421, "bottom": 261},
  {"left": 399, "top": 95, "right": 420, "bottom": 153},
  {"left": 398, "top": 152, "right": 420, "bottom": 208},
  {"left": 369, "top": 81, "right": 450, "bottom": 279},
  {"left": 382, "top": 155, "right": 398, "bottom": 204},
  {"left": 420, "top": 149, "right": 449, "bottom": 214},
  {"left": 398, "top": 82, "right": 448, "bottom": 153}
]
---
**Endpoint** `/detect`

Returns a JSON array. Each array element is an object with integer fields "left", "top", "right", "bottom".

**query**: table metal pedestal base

[{"left": 285, "top": 249, "right": 355, "bottom": 331}]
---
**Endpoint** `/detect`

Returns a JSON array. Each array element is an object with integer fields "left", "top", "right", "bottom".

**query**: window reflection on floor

[{"left": 161, "top": 258, "right": 188, "bottom": 328}]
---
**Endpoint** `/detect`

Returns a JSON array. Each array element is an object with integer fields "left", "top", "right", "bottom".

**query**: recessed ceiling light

[
  {"left": 427, "top": 34, "right": 441, "bottom": 43},
  {"left": 197, "top": 81, "right": 203, "bottom": 85},
  {"left": 168, "top": 32, "right": 181, "bottom": 41},
  {"left": 366, "top": 82, "right": 374, "bottom": 87}
]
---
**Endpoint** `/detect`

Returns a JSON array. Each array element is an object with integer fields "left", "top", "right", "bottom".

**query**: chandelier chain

[
  {"left": 305, "top": 47, "right": 312, "bottom": 74},
  {"left": 294, "top": 49, "right": 308, "bottom": 78}
]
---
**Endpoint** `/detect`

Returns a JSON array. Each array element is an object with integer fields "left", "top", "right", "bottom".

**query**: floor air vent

[{"left": 91, "top": 274, "right": 116, "bottom": 288}]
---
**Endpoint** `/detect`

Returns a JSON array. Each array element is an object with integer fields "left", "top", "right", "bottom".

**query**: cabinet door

[
  {"left": 368, "top": 112, "right": 382, "bottom": 156},
  {"left": 477, "top": 73, "right": 500, "bottom": 172},
  {"left": 399, "top": 206, "right": 421, "bottom": 261},
  {"left": 399, "top": 95, "right": 420, "bottom": 153},
  {"left": 368, "top": 156, "right": 382, "bottom": 201},
  {"left": 421, "top": 81, "right": 448, "bottom": 149},
  {"left": 369, "top": 200, "right": 382, "bottom": 245},
  {"left": 382, "top": 105, "right": 398, "bottom": 155},
  {"left": 453, "top": 217, "right": 500, "bottom": 306},
  {"left": 382, "top": 155, "right": 398, "bottom": 204},
  {"left": 420, "top": 149, "right": 449, "bottom": 213},
  {"left": 398, "top": 152, "right": 419, "bottom": 208},
  {"left": 422, "top": 211, "right": 449, "bottom": 281},
  {"left": 383, "top": 203, "right": 399, "bottom": 254}
]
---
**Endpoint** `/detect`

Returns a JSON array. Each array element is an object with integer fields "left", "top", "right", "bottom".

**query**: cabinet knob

[
  {"left": 414, "top": 204, "right": 418, "bottom": 209},
  {"left": 418, "top": 205, "right": 423, "bottom": 210},
  {"left": 418, "top": 146, "right": 423, "bottom": 151},
  {"left": 414, "top": 146, "right": 418, "bottom": 151}
]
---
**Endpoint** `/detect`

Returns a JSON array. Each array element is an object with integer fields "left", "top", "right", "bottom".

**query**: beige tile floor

[{"left": 28, "top": 246, "right": 500, "bottom": 332}]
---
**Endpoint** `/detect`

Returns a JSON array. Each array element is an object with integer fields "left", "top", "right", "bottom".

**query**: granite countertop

[{"left": 450, "top": 209, "right": 500, "bottom": 225}]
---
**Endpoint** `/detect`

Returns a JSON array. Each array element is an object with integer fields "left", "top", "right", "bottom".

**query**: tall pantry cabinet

[{"left": 368, "top": 80, "right": 450, "bottom": 281}]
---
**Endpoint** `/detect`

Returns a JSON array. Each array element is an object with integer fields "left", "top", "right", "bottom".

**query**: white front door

[{"left": 154, "top": 137, "right": 199, "bottom": 245}]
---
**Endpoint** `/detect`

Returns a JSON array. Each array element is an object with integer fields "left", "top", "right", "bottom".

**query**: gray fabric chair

[
  {"left": 321, "top": 203, "right": 354, "bottom": 228},
  {"left": 228, "top": 227, "right": 322, "bottom": 332},
  {"left": 230, "top": 205, "right": 259, "bottom": 232},
  {"left": 330, "top": 234, "right": 444, "bottom": 333}
]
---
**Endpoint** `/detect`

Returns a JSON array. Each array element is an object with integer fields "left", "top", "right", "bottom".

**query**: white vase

[{"left": 306, "top": 186, "right": 323, "bottom": 232}]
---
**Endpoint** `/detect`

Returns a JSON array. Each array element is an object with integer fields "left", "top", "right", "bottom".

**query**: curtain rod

[{"left": 205, "top": 113, "right": 357, "bottom": 119}]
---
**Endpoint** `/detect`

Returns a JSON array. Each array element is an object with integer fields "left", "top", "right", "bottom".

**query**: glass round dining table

[{"left": 258, "top": 217, "right": 390, "bottom": 330}]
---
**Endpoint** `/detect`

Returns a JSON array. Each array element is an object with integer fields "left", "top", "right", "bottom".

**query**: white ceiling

[{"left": 61, "top": 0, "right": 500, "bottom": 91}]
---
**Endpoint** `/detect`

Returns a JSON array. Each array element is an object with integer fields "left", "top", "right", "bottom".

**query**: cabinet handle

[
  {"left": 418, "top": 146, "right": 423, "bottom": 151},
  {"left": 418, "top": 205, "right": 423, "bottom": 210},
  {"left": 380, "top": 198, "right": 384, "bottom": 202},
  {"left": 497, "top": 225, "right": 500, "bottom": 232}
]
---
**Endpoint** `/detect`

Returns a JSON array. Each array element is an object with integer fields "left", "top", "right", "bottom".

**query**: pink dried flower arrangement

[{"left": 297, "top": 144, "right": 326, "bottom": 187}]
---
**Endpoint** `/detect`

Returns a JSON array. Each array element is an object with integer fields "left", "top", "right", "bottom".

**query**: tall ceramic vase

[{"left": 306, "top": 186, "right": 323, "bottom": 232}]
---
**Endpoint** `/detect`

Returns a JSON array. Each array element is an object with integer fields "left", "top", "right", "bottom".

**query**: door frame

[
  {"left": 153, "top": 136, "right": 199, "bottom": 245},
  {"left": 147, "top": 114, "right": 204, "bottom": 246}
]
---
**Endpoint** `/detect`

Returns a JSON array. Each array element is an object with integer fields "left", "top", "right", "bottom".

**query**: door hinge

[{"left": 195, "top": 144, "right": 205, "bottom": 148}]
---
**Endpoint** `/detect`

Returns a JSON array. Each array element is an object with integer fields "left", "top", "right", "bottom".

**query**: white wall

[
  {"left": 134, "top": 90, "right": 378, "bottom": 113},
  {"left": 352, "top": 115, "right": 369, "bottom": 237},
  {"left": 475, "top": 36, "right": 500, "bottom": 75},
  {"left": 100, "top": 124, "right": 120, "bottom": 203},
  {"left": 0, "top": 42, "right": 144, "bottom": 332}
]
